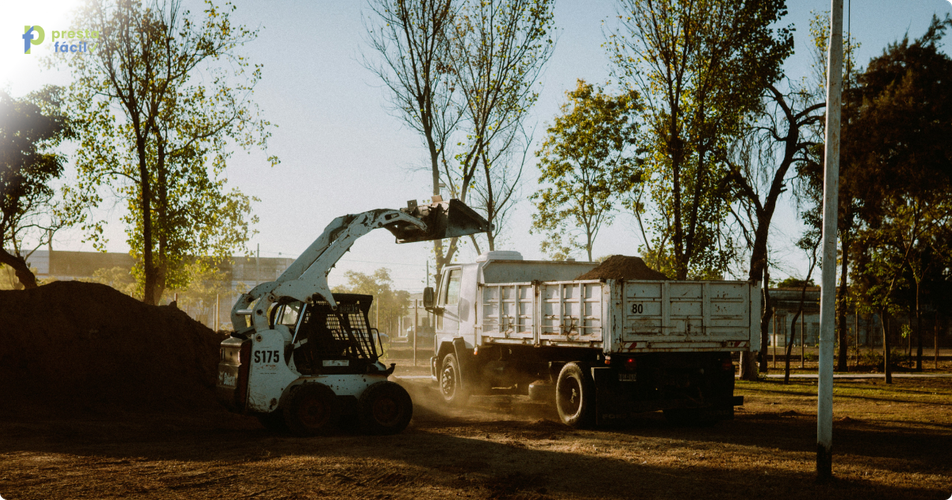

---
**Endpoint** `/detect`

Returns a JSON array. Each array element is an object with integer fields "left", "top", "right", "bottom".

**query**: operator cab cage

[{"left": 276, "top": 294, "right": 386, "bottom": 375}]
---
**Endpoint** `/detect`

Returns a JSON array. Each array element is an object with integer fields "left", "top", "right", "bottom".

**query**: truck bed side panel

[
  {"left": 617, "top": 281, "right": 755, "bottom": 351},
  {"left": 476, "top": 280, "right": 759, "bottom": 353}
]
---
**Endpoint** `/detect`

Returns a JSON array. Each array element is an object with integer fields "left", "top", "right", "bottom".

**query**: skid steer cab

[
  {"left": 215, "top": 199, "right": 491, "bottom": 436},
  {"left": 218, "top": 294, "right": 413, "bottom": 435}
]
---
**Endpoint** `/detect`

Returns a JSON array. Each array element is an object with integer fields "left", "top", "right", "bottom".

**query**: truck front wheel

[
  {"left": 556, "top": 362, "right": 594, "bottom": 428},
  {"left": 439, "top": 353, "right": 470, "bottom": 406}
]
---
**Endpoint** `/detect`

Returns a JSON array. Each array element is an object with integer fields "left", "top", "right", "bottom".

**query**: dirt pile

[
  {"left": 576, "top": 255, "right": 669, "bottom": 281},
  {"left": 0, "top": 281, "right": 226, "bottom": 414}
]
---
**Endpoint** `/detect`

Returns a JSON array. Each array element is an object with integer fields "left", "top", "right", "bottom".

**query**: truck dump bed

[{"left": 476, "top": 279, "right": 761, "bottom": 353}]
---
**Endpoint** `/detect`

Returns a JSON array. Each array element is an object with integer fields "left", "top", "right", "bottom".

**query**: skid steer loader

[{"left": 216, "top": 198, "right": 490, "bottom": 435}]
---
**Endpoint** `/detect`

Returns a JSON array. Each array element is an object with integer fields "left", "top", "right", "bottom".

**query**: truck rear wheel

[
  {"left": 359, "top": 381, "right": 413, "bottom": 435},
  {"left": 439, "top": 353, "right": 470, "bottom": 406},
  {"left": 556, "top": 362, "right": 594, "bottom": 428},
  {"left": 284, "top": 383, "right": 339, "bottom": 436}
]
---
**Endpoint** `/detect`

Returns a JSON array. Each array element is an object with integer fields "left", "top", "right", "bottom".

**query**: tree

[
  {"left": 0, "top": 87, "right": 73, "bottom": 289},
  {"left": 783, "top": 210, "right": 821, "bottom": 384},
  {"left": 367, "top": 0, "right": 555, "bottom": 273},
  {"left": 59, "top": 0, "right": 274, "bottom": 304},
  {"left": 531, "top": 80, "right": 641, "bottom": 261},
  {"left": 846, "top": 15, "right": 952, "bottom": 377},
  {"left": 724, "top": 83, "right": 824, "bottom": 376},
  {"left": 332, "top": 268, "right": 411, "bottom": 335},
  {"left": 445, "top": 0, "right": 555, "bottom": 253},
  {"left": 365, "top": 0, "right": 458, "bottom": 281},
  {"left": 608, "top": 0, "right": 793, "bottom": 280}
]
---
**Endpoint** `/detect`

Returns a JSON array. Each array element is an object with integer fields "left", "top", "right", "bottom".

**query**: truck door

[{"left": 437, "top": 267, "right": 462, "bottom": 336}]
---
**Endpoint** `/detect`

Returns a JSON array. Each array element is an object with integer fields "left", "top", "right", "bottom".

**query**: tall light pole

[{"left": 817, "top": 0, "right": 844, "bottom": 482}]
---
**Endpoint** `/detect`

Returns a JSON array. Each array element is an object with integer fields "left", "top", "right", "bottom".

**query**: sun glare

[{"left": 0, "top": 0, "right": 83, "bottom": 94}]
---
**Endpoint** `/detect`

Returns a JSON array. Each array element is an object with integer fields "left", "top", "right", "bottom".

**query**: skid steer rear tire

[
  {"left": 359, "top": 381, "right": 413, "bottom": 435},
  {"left": 284, "top": 383, "right": 339, "bottom": 436}
]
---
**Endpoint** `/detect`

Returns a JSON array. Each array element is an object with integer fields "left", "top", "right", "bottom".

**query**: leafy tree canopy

[
  {"left": 531, "top": 80, "right": 642, "bottom": 261},
  {"left": 57, "top": 0, "right": 275, "bottom": 304},
  {"left": 0, "top": 87, "right": 73, "bottom": 288}
]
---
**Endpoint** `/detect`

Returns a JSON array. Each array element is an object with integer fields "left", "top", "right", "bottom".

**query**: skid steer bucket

[{"left": 386, "top": 199, "right": 491, "bottom": 243}]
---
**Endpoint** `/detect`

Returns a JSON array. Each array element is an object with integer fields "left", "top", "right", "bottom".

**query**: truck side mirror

[{"left": 423, "top": 286, "right": 436, "bottom": 311}]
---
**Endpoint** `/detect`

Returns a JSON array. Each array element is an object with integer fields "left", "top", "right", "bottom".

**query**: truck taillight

[
  {"left": 721, "top": 357, "right": 735, "bottom": 372},
  {"left": 624, "top": 357, "right": 637, "bottom": 371}
]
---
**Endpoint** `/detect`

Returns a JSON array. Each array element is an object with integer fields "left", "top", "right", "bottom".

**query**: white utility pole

[{"left": 818, "top": 0, "right": 844, "bottom": 482}]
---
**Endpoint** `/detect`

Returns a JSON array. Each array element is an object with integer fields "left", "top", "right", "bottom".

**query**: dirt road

[{"left": 1, "top": 374, "right": 950, "bottom": 500}]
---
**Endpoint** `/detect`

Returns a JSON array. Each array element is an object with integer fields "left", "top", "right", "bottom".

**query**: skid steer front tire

[
  {"left": 284, "top": 383, "right": 339, "bottom": 436},
  {"left": 359, "top": 381, "right": 413, "bottom": 435}
]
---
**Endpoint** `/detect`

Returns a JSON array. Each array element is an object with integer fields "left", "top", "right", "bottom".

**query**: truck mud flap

[
  {"left": 452, "top": 337, "right": 471, "bottom": 389},
  {"left": 591, "top": 367, "right": 645, "bottom": 426}
]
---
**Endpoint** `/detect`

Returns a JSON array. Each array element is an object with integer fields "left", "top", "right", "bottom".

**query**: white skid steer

[{"left": 216, "top": 199, "right": 490, "bottom": 435}]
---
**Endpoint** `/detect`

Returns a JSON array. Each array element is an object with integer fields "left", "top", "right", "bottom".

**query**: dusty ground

[
  {"left": 1, "top": 282, "right": 949, "bottom": 499},
  {"left": 1, "top": 371, "right": 950, "bottom": 500}
]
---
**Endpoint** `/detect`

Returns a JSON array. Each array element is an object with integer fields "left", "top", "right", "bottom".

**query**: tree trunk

[
  {"left": 154, "top": 138, "right": 168, "bottom": 305},
  {"left": 136, "top": 136, "right": 156, "bottom": 305},
  {"left": 758, "top": 266, "right": 771, "bottom": 373},
  {"left": 836, "top": 236, "right": 849, "bottom": 371},
  {"left": 740, "top": 267, "right": 770, "bottom": 381},
  {"left": 915, "top": 281, "right": 922, "bottom": 372},
  {"left": 784, "top": 310, "right": 799, "bottom": 385},
  {"left": 882, "top": 310, "right": 892, "bottom": 384},
  {"left": 0, "top": 249, "right": 38, "bottom": 289},
  {"left": 936, "top": 312, "right": 941, "bottom": 370}
]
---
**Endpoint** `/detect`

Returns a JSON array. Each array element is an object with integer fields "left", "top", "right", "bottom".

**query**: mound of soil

[
  {"left": 0, "top": 281, "right": 226, "bottom": 414},
  {"left": 576, "top": 255, "right": 669, "bottom": 281}
]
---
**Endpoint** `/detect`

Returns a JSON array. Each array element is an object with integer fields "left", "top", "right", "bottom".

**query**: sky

[{"left": 2, "top": 0, "right": 951, "bottom": 292}]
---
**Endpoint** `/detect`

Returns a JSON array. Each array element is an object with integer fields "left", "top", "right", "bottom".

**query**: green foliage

[
  {"left": 531, "top": 80, "right": 641, "bottom": 261},
  {"left": 0, "top": 87, "right": 74, "bottom": 288},
  {"left": 332, "top": 268, "right": 411, "bottom": 335},
  {"left": 56, "top": 0, "right": 274, "bottom": 304},
  {"left": 857, "top": 348, "right": 912, "bottom": 371},
  {"left": 608, "top": 0, "right": 793, "bottom": 280},
  {"left": 847, "top": 15, "right": 952, "bottom": 319}
]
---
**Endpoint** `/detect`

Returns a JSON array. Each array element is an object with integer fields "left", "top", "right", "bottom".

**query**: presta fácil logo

[{"left": 23, "top": 25, "right": 99, "bottom": 55}]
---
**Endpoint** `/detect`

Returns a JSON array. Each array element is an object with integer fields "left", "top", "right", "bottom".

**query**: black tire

[
  {"left": 283, "top": 383, "right": 339, "bottom": 436},
  {"left": 556, "top": 362, "right": 594, "bottom": 428},
  {"left": 359, "top": 381, "right": 413, "bottom": 435},
  {"left": 439, "top": 353, "right": 470, "bottom": 406},
  {"left": 256, "top": 411, "right": 288, "bottom": 432}
]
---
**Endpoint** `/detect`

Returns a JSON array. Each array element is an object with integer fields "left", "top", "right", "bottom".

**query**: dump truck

[
  {"left": 216, "top": 199, "right": 490, "bottom": 435},
  {"left": 425, "top": 251, "right": 761, "bottom": 427}
]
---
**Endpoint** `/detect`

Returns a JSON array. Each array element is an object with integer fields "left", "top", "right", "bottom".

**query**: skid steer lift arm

[{"left": 230, "top": 199, "right": 489, "bottom": 336}]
